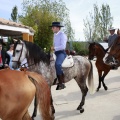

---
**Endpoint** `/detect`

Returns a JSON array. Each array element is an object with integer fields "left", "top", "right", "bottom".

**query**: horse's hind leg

[
  {"left": 77, "top": 81, "right": 88, "bottom": 113},
  {"left": 51, "top": 93, "right": 55, "bottom": 114},
  {"left": 96, "top": 70, "right": 102, "bottom": 91},
  {"left": 101, "top": 70, "right": 110, "bottom": 91}
]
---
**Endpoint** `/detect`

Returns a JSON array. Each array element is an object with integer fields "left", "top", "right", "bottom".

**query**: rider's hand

[
  {"left": 4, "top": 64, "right": 8, "bottom": 67},
  {"left": 51, "top": 46, "right": 54, "bottom": 51}
]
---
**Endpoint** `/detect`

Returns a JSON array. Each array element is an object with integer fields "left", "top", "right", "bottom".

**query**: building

[{"left": 0, "top": 18, "right": 35, "bottom": 42}]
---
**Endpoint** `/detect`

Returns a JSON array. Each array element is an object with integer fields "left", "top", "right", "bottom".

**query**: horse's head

[
  {"left": 88, "top": 42, "right": 96, "bottom": 60},
  {"left": 103, "top": 36, "right": 120, "bottom": 66},
  {"left": 12, "top": 40, "right": 27, "bottom": 69},
  {"left": 88, "top": 42, "right": 106, "bottom": 60}
]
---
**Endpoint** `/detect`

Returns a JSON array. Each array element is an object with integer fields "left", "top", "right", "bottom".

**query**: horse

[
  {"left": 0, "top": 68, "right": 53, "bottom": 120},
  {"left": 88, "top": 42, "right": 113, "bottom": 91},
  {"left": 12, "top": 39, "right": 95, "bottom": 114},
  {"left": 103, "top": 36, "right": 120, "bottom": 66}
]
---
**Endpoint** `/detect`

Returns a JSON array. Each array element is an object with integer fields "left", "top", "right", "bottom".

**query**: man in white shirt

[{"left": 50, "top": 22, "right": 67, "bottom": 90}]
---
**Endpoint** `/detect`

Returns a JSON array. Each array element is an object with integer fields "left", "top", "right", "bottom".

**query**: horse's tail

[
  {"left": 29, "top": 75, "right": 53, "bottom": 120},
  {"left": 88, "top": 60, "right": 95, "bottom": 94}
]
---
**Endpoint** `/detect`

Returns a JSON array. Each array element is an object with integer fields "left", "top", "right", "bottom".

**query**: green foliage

[
  {"left": 18, "top": 0, "right": 74, "bottom": 49},
  {"left": 83, "top": 3, "right": 113, "bottom": 42},
  {"left": 72, "top": 41, "right": 89, "bottom": 56},
  {"left": 11, "top": 6, "right": 18, "bottom": 22}
]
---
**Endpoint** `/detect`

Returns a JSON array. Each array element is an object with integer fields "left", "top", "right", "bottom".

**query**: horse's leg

[
  {"left": 96, "top": 70, "right": 102, "bottom": 92},
  {"left": 52, "top": 78, "right": 58, "bottom": 85},
  {"left": 50, "top": 90, "right": 55, "bottom": 114},
  {"left": 31, "top": 94, "right": 38, "bottom": 120},
  {"left": 101, "top": 70, "right": 110, "bottom": 91},
  {"left": 77, "top": 81, "right": 88, "bottom": 113}
]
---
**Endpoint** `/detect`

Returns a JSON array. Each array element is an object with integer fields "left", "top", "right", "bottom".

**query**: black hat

[{"left": 49, "top": 22, "right": 64, "bottom": 27}]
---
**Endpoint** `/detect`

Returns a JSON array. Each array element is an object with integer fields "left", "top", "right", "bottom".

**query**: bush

[{"left": 72, "top": 41, "right": 88, "bottom": 56}]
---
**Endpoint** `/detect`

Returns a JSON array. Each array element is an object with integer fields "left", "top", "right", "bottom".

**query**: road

[
  {"left": 28, "top": 61, "right": 120, "bottom": 120},
  {"left": 1, "top": 61, "right": 120, "bottom": 120}
]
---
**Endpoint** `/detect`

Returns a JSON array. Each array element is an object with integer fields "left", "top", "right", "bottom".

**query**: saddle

[{"left": 52, "top": 53, "right": 74, "bottom": 68}]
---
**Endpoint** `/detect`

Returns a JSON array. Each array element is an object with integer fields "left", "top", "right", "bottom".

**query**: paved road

[{"left": 1, "top": 61, "right": 119, "bottom": 120}]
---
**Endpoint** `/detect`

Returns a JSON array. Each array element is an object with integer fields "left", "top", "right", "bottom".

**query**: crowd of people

[{"left": 0, "top": 38, "right": 28, "bottom": 70}]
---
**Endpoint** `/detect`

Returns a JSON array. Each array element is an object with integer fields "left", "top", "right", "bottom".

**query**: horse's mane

[
  {"left": 14, "top": 40, "right": 50, "bottom": 65},
  {"left": 95, "top": 42, "right": 106, "bottom": 52}
]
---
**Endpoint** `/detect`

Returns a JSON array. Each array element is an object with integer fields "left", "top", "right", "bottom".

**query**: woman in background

[{"left": 7, "top": 44, "right": 14, "bottom": 69}]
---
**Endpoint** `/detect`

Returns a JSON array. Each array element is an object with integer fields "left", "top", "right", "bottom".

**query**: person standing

[
  {"left": 7, "top": 43, "right": 14, "bottom": 69},
  {"left": 0, "top": 43, "right": 10, "bottom": 70},
  {"left": 50, "top": 22, "right": 67, "bottom": 90}
]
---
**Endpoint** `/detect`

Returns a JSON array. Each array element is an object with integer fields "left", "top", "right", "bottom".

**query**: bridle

[
  {"left": 12, "top": 43, "right": 24, "bottom": 67},
  {"left": 12, "top": 42, "right": 35, "bottom": 68}
]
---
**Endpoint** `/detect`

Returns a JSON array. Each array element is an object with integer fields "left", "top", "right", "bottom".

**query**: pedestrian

[
  {"left": 0, "top": 43, "right": 10, "bottom": 70},
  {"left": 50, "top": 22, "right": 67, "bottom": 90},
  {"left": 7, "top": 43, "right": 14, "bottom": 69}
]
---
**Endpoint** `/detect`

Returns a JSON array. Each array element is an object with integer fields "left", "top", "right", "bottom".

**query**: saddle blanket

[{"left": 52, "top": 53, "right": 74, "bottom": 68}]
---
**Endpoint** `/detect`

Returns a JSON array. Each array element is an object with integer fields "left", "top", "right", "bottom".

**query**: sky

[{"left": 0, "top": 0, "right": 120, "bottom": 41}]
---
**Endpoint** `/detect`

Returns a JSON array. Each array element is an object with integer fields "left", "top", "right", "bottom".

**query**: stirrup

[{"left": 56, "top": 84, "right": 66, "bottom": 90}]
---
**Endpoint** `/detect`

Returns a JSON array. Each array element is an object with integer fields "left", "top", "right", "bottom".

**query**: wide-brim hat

[
  {"left": 49, "top": 22, "right": 64, "bottom": 27},
  {"left": 108, "top": 27, "right": 116, "bottom": 31}
]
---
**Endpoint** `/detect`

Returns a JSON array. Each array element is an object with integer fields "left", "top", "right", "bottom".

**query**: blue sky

[{"left": 0, "top": 0, "right": 120, "bottom": 41}]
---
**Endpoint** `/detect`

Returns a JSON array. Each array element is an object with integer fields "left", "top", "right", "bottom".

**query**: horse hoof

[
  {"left": 104, "top": 86, "right": 108, "bottom": 91},
  {"left": 52, "top": 109, "right": 55, "bottom": 114},
  {"left": 77, "top": 106, "right": 80, "bottom": 110},
  {"left": 80, "top": 108, "right": 84, "bottom": 113},
  {"left": 96, "top": 88, "right": 99, "bottom": 92}
]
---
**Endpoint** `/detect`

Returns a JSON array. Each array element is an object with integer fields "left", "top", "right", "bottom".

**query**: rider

[
  {"left": 50, "top": 22, "right": 67, "bottom": 90},
  {"left": 104, "top": 27, "right": 119, "bottom": 69},
  {"left": 104, "top": 27, "right": 118, "bottom": 48}
]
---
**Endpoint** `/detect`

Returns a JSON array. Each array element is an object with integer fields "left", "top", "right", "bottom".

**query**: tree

[
  {"left": 11, "top": 5, "right": 18, "bottom": 22},
  {"left": 83, "top": 3, "right": 113, "bottom": 41},
  {"left": 19, "top": 0, "right": 74, "bottom": 50}
]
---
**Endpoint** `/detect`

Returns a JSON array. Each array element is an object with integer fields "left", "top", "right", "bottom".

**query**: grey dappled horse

[{"left": 12, "top": 40, "right": 94, "bottom": 114}]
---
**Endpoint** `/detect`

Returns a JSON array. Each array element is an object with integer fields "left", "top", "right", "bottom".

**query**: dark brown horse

[
  {"left": 0, "top": 69, "right": 53, "bottom": 120},
  {"left": 104, "top": 36, "right": 120, "bottom": 66},
  {"left": 88, "top": 42, "right": 112, "bottom": 91}
]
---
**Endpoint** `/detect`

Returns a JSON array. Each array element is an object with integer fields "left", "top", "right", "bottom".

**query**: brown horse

[
  {"left": 88, "top": 42, "right": 112, "bottom": 91},
  {"left": 104, "top": 36, "right": 120, "bottom": 66},
  {"left": 0, "top": 68, "right": 53, "bottom": 120}
]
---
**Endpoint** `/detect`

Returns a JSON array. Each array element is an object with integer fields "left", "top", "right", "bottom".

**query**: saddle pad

[
  {"left": 62, "top": 55, "right": 74, "bottom": 68},
  {"left": 52, "top": 53, "right": 74, "bottom": 68}
]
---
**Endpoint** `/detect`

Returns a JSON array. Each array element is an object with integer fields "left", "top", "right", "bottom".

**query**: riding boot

[
  {"left": 56, "top": 75, "right": 66, "bottom": 90},
  {"left": 62, "top": 73, "right": 66, "bottom": 88}
]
